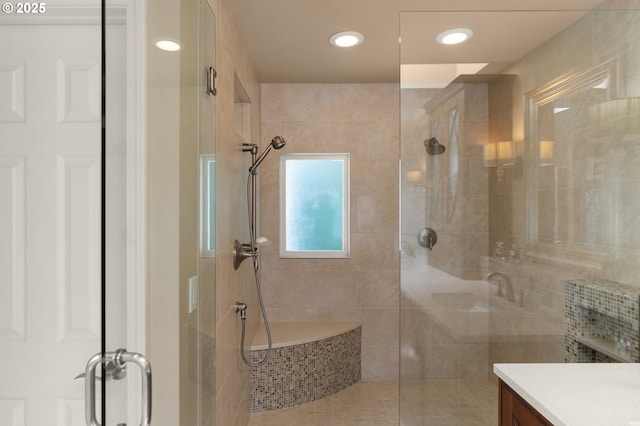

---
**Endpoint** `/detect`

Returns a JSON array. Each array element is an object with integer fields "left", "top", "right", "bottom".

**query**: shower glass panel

[
  {"left": 399, "top": 4, "right": 640, "bottom": 425},
  {"left": 197, "top": 0, "right": 217, "bottom": 424}
]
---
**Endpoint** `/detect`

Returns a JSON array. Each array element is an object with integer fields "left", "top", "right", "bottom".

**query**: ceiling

[{"left": 231, "top": 0, "right": 604, "bottom": 84}]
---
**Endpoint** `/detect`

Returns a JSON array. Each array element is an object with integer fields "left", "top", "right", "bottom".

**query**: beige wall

[
  {"left": 259, "top": 83, "right": 401, "bottom": 381},
  {"left": 210, "top": 0, "right": 264, "bottom": 425}
]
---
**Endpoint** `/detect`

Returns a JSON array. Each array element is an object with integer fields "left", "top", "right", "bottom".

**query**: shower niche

[{"left": 565, "top": 279, "right": 640, "bottom": 363}]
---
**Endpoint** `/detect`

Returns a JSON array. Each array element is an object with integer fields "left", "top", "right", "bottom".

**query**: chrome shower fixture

[
  {"left": 248, "top": 136, "right": 286, "bottom": 174},
  {"left": 234, "top": 135, "right": 287, "bottom": 367},
  {"left": 234, "top": 136, "right": 287, "bottom": 271},
  {"left": 233, "top": 240, "right": 255, "bottom": 270},
  {"left": 424, "top": 137, "right": 446, "bottom": 155}
]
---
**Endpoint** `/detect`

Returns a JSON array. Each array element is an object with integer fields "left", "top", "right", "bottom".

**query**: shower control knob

[{"left": 417, "top": 227, "right": 438, "bottom": 251}]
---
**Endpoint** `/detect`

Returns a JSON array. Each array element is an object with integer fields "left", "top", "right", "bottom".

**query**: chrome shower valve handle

[{"left": 233, "top": 239, "right": 256, "bottom": 270}]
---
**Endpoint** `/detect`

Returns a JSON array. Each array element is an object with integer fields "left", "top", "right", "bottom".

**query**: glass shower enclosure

[{"left": 399, "top": 3, "right": 640, "bottom": 425}]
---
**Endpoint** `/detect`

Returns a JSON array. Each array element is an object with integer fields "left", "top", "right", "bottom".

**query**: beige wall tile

[
  {"left": 260, "top": 83, "right": 400, "bottom": 381},
  {"left": 212, "top": 0, "right": 264, "bottom": 424}
]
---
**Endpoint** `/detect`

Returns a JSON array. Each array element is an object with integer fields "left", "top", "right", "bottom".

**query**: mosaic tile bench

[{"left": 249, "top": 321, "right": 362, "bottom": 412}]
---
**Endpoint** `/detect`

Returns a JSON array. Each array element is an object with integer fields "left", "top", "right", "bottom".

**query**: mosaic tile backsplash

[
  {"left": 250, "top": 326, "right": 362, "bottom": 412},
  {"left": 565, "top": 280, "right": 640, "bottom": 363}
]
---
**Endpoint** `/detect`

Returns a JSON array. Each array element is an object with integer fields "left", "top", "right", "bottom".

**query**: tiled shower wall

[
  {"left": 258, "top": 84, "right": 400, "bottom": 381},
  {"left": 211, "top": 0, "right": 264, "bottom": 425}
]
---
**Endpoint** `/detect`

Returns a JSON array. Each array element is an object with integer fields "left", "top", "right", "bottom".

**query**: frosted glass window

[
  {"left": 200, "top": 154, "right": 216, "bottom": 256},
  {"left": 280, "top": 153, "right": 350, "bottom": 258}
]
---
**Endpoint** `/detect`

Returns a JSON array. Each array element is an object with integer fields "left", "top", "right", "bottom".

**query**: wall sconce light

[
  {"left": 406, "top": 170, "right": 425, "bottom": 191},
  {"left": 483, "top": 141, "right": 514, "bottom": 181},
  {"left": 539, "top": 140, "right": 555, "bottom": 166},
  {"left": 496, "top": 141, "right": 514, "bottom": 165},
  {"left": 483, "top": 143, "right": 496, "bottom": 167}
]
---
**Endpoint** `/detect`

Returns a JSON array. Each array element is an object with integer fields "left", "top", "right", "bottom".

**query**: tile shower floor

[{"left": 248, "top": 379, "right": 498, "bottom": 426}]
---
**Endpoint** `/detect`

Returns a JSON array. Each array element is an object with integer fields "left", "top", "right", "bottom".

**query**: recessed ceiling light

[
  {"left": 436, "top": 28, "right": 473, "bottom": 45},
  {"left": 329, "top": 31, "right": 364, "bottom": 48},
  {"left": 155, "top": 38, "right": 182, "bottom": 52}
]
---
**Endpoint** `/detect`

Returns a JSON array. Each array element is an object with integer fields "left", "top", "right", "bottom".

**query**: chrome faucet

[{"left": 487, "top": 271, "right": 515, "bottom": 303}]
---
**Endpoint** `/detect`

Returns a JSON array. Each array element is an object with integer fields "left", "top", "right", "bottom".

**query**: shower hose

[{"left": 238, "top": 172, "right": 272, "bottom": 367}]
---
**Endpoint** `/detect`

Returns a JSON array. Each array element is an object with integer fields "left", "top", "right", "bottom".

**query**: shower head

[
  {"left": 249, "top": 136, "right": 286, "bottom": 174},
  {"left": 271, "top": 135, "right": 286, "bottom": 149},
  {"left": 424, "top": 137, "right": 446, "bottom": 155}
]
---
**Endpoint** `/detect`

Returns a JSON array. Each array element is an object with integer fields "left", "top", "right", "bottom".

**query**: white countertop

[{"left": 494, "top": 363, "right": 640, "bottom": 426}]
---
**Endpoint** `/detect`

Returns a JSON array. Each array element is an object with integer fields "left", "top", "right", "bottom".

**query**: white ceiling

[{"left": 231, "top": 0, "right": 604, "bottom": 83}]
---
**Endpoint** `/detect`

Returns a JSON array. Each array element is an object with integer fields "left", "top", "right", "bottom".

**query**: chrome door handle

[
  {"left": 207, "top": 66, "right": 217, "bottom": 96},
  {"left": 75, "top": 357, "right": 127, "bottom": 381},
  {"left": 85, "top": 349, "right": 152, "bottom": 426}
]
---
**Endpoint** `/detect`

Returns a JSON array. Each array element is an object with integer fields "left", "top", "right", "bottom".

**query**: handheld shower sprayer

[
  {"left": 248, "top": 136, "right": 286, "bottom": 174},
  {"left": 236, "top": 136, "right": 286, "bottom": 270},
  {"left": 235, "top": 135, "right": 287, "bottom": 368}
]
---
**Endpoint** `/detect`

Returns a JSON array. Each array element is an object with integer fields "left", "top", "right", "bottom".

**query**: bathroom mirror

[{"left": 525, "top": 59, "right": 619, "bottom": 270}]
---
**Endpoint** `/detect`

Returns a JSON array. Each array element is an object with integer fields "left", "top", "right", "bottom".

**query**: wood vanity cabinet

[{"left": 500, "top": 380, "right": 554, "bottom": 426}]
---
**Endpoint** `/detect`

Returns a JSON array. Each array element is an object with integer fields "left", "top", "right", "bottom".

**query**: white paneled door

[{"left": 0, "top": 3, "right": 145, "bottom": 425}]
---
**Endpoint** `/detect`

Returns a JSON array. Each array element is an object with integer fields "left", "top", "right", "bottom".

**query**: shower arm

[{"left": 249, "top": 145, "right": 273, "bottom": 175}]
